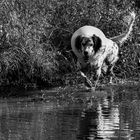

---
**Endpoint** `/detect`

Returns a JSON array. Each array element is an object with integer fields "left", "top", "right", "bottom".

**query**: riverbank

[{"left": 0, "top": 77, "right": 139, "bottom": 98}]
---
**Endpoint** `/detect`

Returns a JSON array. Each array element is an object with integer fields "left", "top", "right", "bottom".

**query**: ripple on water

[{"left": 0, "top": 84, "right": 140, "bottom": 140}]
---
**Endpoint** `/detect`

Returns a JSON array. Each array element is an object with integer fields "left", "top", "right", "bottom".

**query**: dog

[{"left": 71, "top": 11, "right": 136, "bottom": 89}]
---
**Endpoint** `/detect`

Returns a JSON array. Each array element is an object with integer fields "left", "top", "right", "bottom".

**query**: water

[{"left": 0, "top": 85, "right": 140, "bottom": 140}]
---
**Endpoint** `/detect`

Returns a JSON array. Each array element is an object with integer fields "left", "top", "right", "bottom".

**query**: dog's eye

[{"left": 81, "top": 42, "right": 85, "bottom": 46}]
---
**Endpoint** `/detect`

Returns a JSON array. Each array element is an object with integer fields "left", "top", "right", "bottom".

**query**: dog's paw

[
  {"left": 91, "top": 87, "right": 95, "bottom": 92},
  {"left": 85, "top": 86, "right": 95, "bottom": 92}
]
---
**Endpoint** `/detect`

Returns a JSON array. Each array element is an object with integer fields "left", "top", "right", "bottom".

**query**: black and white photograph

[{"left": 0, "top": 0, "right": 140, "bottom": 139}]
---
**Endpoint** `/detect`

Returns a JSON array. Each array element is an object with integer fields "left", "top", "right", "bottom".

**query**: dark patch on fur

[
  {"left": 92, "top": 35, "right": 102, "bottom": 53},
  {"left": 75, "top": 35, "right": 83, "bottom": 51}
]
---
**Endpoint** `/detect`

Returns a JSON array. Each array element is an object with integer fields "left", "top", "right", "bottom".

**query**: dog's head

[{"left": 75, "top": 34, "right": 102, "bottom": 62}]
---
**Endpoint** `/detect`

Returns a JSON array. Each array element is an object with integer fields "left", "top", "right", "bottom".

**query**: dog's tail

[{"left": 110, "top": 11, "right": 136, "bottom": 45}]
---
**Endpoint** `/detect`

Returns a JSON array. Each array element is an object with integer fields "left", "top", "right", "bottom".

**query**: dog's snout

[{"left": 84, "top": 51, "right": 89, "bottom": 62}]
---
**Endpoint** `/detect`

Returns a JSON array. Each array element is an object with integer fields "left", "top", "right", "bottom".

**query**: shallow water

[{"left": 0, "top": 85, "right": 140, "bottom": 140}]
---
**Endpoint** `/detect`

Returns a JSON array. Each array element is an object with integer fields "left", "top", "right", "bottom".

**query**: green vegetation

[{"left": 0, "top": 0, "right": 140, "bottom": 89}]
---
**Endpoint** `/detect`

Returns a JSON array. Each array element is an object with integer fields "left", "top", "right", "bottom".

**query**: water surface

[{"left": 0, "top": 85, "right": 140, "bottom": 140}]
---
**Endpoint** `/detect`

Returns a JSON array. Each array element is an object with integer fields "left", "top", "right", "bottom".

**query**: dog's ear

[
  {"left": 92, "top": 35, "right": 102, "bottom": 53},
  {"left": 75, "top": 35, "right": 83, "bottom": 51}
]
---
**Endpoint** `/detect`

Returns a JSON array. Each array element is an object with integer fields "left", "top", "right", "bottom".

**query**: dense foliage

[{"left": 0, "top": 0, "right": 140, "bottom": 88}]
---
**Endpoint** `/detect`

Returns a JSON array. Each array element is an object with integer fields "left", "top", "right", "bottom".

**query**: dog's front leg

[
  {"left": 76, "top": 61, "right": 92, "bottom": 87},
  {"left": 80, "top": 71, "right": 93, "bottom": 88},
  {"left": 77, "top": 61, "right": 95, "bottom": 90}
]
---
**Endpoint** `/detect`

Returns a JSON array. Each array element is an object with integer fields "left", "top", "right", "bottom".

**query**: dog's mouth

[{"left": 84, "top": 55, "right": 89, "bottom": 62}]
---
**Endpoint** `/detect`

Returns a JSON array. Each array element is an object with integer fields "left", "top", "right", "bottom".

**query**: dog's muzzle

[{"left": 84, "top": 51, "right": 89, "bottom": 62}]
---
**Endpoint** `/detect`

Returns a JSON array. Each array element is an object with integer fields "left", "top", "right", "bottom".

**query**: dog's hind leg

[
  {"left": 106, "top": 63, "right": 117, "bottom": 84},
  {"left": 104, "top": 52, "right": 119, "bottom": 83},
  {"left": 94, "top": 67, "right": 102, "bottom": 89},
  {"left": 108, "top": 65, "right": 115, "bottom": 83},
  {"left": 108, "top": 56, "right": 119, "bottom": 83}
]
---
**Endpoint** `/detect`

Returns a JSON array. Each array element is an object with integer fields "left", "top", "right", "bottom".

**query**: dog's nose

[{"left": 84, "top": 51, "right": 88, "bottom": 56}]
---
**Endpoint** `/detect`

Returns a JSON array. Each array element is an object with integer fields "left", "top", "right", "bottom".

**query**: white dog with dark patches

[{"left": 71, "top": 12, "right": 136, "bottom": 89}]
